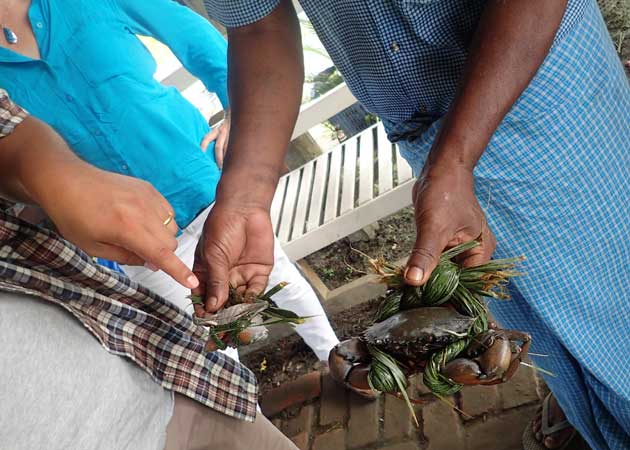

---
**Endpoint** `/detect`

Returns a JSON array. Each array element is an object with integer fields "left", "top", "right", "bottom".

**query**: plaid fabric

[
  {"left": 0, "top": 89, "right": 28, "bottom": 137},
  {"left": 0, "top": 207, "right": 258, "bottom": 422}
]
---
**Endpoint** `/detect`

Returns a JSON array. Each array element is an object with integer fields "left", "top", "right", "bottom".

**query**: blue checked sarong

[{"left": 384, "top": 4, "right": 630, "bottom": 449}]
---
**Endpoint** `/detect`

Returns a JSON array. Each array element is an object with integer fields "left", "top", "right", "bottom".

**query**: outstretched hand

[
  {"left": 191, "top": 202, "right": 275, "bottom": 315},
  {"left": 404, "top": 163, "right": 495, "bottom": 286},
  {"left": 44, "top": 166, "right": 200, "bottom": 290},
  {"left": 0, "top": 116, "right": 199, "bottom": 290}
]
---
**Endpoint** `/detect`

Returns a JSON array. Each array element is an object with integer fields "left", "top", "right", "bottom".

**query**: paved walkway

[{"left": 263, "top": 367, "right": 544, "bottom": 450}]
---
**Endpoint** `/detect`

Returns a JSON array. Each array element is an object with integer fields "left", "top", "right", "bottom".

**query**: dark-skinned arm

[
  {"left": 0, "top": 116, "right": 199, "bottom": 288},
  {"left": 404, "top": 0, "right": 568, "bottom": 285},
  {"left": 192, "top": 0, "right": 303, "bottom": 313}
]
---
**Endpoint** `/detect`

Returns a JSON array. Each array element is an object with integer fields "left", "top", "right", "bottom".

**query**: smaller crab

[
  {"left": 441, "top": 327, "right": 531, "bottom": 385},
  {"left": 190, "top": 282, "right": 306, "bottom": 351}
]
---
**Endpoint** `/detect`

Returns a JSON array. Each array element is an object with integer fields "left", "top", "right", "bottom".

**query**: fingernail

[
  {"left": 187, "top": 274, "right": 199, "bottom": 289},
  {"left": 208, "top": 296, "right": 218, "bottom": 310},
  {"left": 405, "top": 266, "right": 424, "bottom": 283}
]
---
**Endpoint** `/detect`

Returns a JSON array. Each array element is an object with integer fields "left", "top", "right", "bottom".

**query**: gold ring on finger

[{"left": 163, "top": 213, "right": 174, "bottom": 227}]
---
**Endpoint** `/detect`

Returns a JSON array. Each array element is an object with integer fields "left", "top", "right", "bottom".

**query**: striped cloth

[
  {"left": 0, "top": 89, "right": 28, "bottom": 137},
  {"left": 0, "top": 207, "right": 258, "bottom": 422}
]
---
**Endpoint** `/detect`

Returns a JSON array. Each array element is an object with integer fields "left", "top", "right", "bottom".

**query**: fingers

[
  {"left": 214, "top": 130, "right": 229, "bottom": 169},
  {"left": 214, "top": 140, "right": 225, "bottom": 169},
  {"left": 136, "top": 179, "right": 180, "bottom": 237},
  {"left": 458, "top": 226, "right": 496, "bottom": 268},
  {"left": 405, "top": 221, "right": 449, "bottom": 286},
  {"left": 200, "top": 128, "right": 220, "bottom": 152},
  {"left": 116, "top": 224, "right": 198, "bottom": 289},
  {"left": 191, "top": 205, "right": 274, "bottom": 315},
  {"left": 139, "top": 189, "right": 197, "bottom": 286},
  {"left": 192, "top": 238, "right": 231, "bottom": 313},
  {"left": 151, "top": 248, "right": 199, "bottom": 289},
  {"left": 459, "top": 242, "right": 495, "bottom": 268},
  {"left": 198, "top": 260, "right": 231, "bottom": 314},
  {"left": 228, "top": 266, "right": 270, "bottom": 298},
  {"left": 89, "top": 242, "right": 145, "bottom": 267},
  {"left": 162, "top": 211, "right": 179, "bottom": 236}
]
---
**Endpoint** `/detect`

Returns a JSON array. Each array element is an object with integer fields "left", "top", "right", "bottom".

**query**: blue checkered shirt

[{"left": 204, "top": 0, "right": 586, "bottom": 123}]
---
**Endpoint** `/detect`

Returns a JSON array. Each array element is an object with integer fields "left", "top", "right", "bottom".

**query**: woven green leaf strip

[{"left": 367, "top": 240, "right": 523, "bottom": 397}]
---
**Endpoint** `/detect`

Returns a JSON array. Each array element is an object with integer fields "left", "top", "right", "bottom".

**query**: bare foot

[{"left": 531, "top": 394, "right": 575, "bottom": 449}]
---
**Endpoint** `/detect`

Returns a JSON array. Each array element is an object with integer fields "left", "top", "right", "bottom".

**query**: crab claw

[
  {"left": 442, "top": 329, "right": 532, "bottom": 386},
  {"left": 476, "top": 336, "right": 513, "bottom": 381},
  {"left": 328, "top": 338, "right": 379, "bottom": 398},
  {"left": 441, "top": 358, "right": 484, "bottom": 385}
]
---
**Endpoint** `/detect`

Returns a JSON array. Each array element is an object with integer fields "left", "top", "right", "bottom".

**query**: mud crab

[{"left": 329, "top": 306, "right": 531, "bottom": 394}]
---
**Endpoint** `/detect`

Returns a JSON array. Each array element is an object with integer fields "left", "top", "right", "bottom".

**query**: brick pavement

[{"left": 264, "top": 369, "right": 544, "bottom": 450}]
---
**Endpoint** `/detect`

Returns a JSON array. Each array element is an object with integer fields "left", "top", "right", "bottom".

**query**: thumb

[
  {"left": 405, "top": 223, "right": 449, "bottom": 286},
  {"left": 192, "top": 242, "right": 231, "bottom": 314},
  {"left": 89, "top": 243, "right": 146, "bottom": 267}
]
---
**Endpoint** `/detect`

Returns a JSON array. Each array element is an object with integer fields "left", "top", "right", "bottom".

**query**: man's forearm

[
  {"left": 427, "top": 0, "right": 567, "bottom": 171},
  {"left": 217, "top": 0, "right": 303, "bottom": 209},
  {"left": 0, "top": 116, "right": 85, "bottom": 205}
]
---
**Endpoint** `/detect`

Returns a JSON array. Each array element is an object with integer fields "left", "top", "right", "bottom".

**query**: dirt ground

[
  {"left": 600, "top": 0, "right": 630, "bottom": 63},
  {"left": 304, "top": 207, "right": 416, "bottom": 290},
  {"left": 242, "top": 298, "right": 381, "bottom": 394}
]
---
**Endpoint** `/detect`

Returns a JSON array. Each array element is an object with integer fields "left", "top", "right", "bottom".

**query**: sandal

[{"left": 522, "top": 393, "right": 587, "bottom": 450}]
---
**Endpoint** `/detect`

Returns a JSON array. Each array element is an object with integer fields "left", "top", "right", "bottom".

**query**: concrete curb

[{"left": 260, "top": 370, "right": 324, "bottom": 417}]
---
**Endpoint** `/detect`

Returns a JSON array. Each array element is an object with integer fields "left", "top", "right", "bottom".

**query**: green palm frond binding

[
  {"left": 363, "top": 240, "right": 524, "bottom": 420},
  {"left": 187, "top": 282, "right": 308, "bottom": 350}
]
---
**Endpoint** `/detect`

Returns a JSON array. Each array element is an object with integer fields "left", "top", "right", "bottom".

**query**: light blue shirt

[{"left": 0, "top": 0, "right": 228, "bottom": 228}]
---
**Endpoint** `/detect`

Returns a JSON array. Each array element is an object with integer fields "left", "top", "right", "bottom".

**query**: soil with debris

[
  {"left": 305, "top": 207, "right": 416, "bottom": 290},
  {"left": 241, "top": 298, "right": 381, "bottom": 394},
  {"left": 600, "top": 0, "right": 630, "bottom": 64}
]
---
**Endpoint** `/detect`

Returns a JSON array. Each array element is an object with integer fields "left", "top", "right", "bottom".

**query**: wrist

[
  {"left": 421, "top": 153, "right": 475, "bottom": 181},
  {"left": 215, "top": 163, "right": 281, "bottom": 211},
  {"left": 425, "top": 132, "right": 482, "bottom": 173},
  {"left": 21, "top": 154, "right": 90, "bottom": 210}
]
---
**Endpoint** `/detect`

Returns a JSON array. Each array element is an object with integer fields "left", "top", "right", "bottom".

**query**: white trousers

[{"left": 123, "top": 205, "right": 338, "bottom": 362}]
